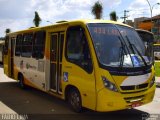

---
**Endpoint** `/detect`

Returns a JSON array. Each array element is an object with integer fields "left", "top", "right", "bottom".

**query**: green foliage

[
  {"left": 155, "top": 61, "right": 160, "bottom": 77},
  {"left": 109, "top": 11, "right": 118, "bottom": 21},
  {"left": 5, "top": 28, "right": 11, "bottom": 34},
  {"left": 91, "top": 1, "right": 103, "bottom": 19},
  {"left": 33, "top": 11, "right": 41, "bottom": 27}
]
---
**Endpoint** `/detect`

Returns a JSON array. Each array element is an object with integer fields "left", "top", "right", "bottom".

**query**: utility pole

[{"left": 121, "top": 10, "right": 129, "bottom": 23}]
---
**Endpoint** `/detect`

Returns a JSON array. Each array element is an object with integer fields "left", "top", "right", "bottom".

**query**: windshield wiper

[
  {"left": 118, "top": 37, "right": 126, "bottom": 68},
  {"left": 125, "top": 36, "right": 148, "bottom": 67},
  {"left": 115, "top": 25, "right": 135, "bottom": 68},
  {"left": 119, "top": 46, "right": 125, "bottom": 68}
]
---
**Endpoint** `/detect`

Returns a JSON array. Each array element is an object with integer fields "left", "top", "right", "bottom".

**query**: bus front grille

[
  {"left": 124, "top": 95, "right": 145, "bottom": 103},
  {"left": 120, "top": 83, "right": 148, "bottom": 91}
]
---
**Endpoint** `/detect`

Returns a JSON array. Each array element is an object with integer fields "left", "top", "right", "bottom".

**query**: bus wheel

[
  {"left": 18, "top": 74, "right": 26, "bottom": 89},
  {"left": 68, "top": 88, "right": 82, "bottom": 112}
]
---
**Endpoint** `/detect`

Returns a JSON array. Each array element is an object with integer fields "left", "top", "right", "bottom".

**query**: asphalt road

[{"left": 0, "top": 64, "right": 160, "bottom": 120}]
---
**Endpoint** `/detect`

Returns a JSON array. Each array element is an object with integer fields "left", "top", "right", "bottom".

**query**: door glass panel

[
  {"left": 66, "top": 26, "right": 93, "bottom": 73},
  {"left": 58, "top": 34, "right": 64, "bottom": 93},
  {"left": 60, "top": 34, "right": 64, "bottom": 62},
  {"left": 50, "top": 34, "right": 58, "bottom": 90},
  {"left": 50, "top": 33, "right": 64, "bottom": 93},
  {"left": 51, "top": 35, "right": 57, "bottom": 62}
]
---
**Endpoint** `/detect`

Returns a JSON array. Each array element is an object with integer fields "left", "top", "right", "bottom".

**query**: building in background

[
  {"left": 135, "top": 15, "right": 160, "bottom": 43},
  {"left": 126, "top": 20, "right": 134, "bottom": 27},
  {"left": 152, "top": 15, "right": 160, "bottom": 43},
  {"left": 134, "top": 17, "right": 149, "bottom": 29}
]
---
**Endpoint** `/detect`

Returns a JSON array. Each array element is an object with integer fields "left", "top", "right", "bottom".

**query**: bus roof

[
  {"left": 136, "top": 29, "right": 153, "bottom": 35},
  {"left": 7, "top": 19, "right": 132, "bottom": 35}
]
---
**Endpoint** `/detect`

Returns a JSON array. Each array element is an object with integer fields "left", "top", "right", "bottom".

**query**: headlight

[
  {"left": 150, "top": 76, "right": 155, "bottom": 88},
  {"left": 102, "top": 76, "right": 118, "bottom": 92}
]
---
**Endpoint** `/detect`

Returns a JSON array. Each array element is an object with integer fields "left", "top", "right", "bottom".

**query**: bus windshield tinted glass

[
  {"left": 137, "top": 31, "right": 154, "bottom": 43},
  {"left": 88, "top": 23, "right": 152, "bottom": 67}
]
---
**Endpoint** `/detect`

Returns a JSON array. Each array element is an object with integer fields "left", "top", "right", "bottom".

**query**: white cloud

[
  {"left": 127, "top": 0, "right": 160, "bottom": 20},
  {"left": 0, "top": 0, "right": 122, "bottom": 37},
  {"left": 0, "top": 19, "right": 29, "bottom": 36}
]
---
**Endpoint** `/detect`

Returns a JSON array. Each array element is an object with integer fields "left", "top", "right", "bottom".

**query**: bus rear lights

[{"left": 102, "top": 76, "right": 118, "bottom": 92}]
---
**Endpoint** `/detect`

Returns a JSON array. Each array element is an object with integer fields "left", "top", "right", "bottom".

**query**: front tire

[{"left": 68, "top": 88, "right": 82, "bottom": 113}]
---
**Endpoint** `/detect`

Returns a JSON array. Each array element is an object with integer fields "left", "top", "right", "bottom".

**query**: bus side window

[
  {"left": 15, "top": 34, "right": 23, "bottom": 56},
  {"left": 21, "top": 33, "right": 33, "bottom": 57},
  {"left": 4, "top": 36, "right": 9, "bottom": 55},
  {"left": 32, "top": 31, "right": 46, "bottom": 59},
  {"left": 66, "top": 26, "right": 93, "bottom": 73}
]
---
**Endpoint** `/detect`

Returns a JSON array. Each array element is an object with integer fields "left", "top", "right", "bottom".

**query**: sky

[{"left": 0, "top": 0, "right": 160, "bottom": 37}]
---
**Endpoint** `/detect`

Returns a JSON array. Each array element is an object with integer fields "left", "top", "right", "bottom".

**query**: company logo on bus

[{"left": 131, "top": 56, "right": 140, "bottom": 67}]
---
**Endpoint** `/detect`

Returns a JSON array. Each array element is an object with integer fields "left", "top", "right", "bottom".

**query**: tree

[
  {"left": 109, "top": 11, "right": 118, "bottom": 21},
  {"left": 5, "top": 28, "right": 11, "bottom": 34},
  {"left": 91, "top": 1, "right": 103, "bottom": 19},
  {"left": 33, "top": 11, "right": 41, "bottom": 27}
]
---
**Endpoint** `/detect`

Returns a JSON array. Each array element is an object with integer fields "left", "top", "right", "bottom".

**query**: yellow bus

[
  {"left": 0, "top": 41, "right": 5, "bottom": 63},
  {"left": 3, "top": 20, "right": 155, "bottom": 112}
]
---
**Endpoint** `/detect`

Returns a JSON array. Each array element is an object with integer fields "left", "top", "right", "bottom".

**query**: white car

[
  {"left": 156, "top": 77, "right": 160, "bottom": 87},
  {"left": 154, "top": 44, "right": 160, "bottom": 60},
  {"left": 154, "top": 52, "right": 160, "bottom": 60}
]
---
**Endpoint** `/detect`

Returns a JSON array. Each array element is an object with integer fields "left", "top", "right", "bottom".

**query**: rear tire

[
  {"left": 18, "top": 74, "right": 26, "bottom": 89},
  {"left": 68, "top": 88, "right": 83, "bottom": 113}
]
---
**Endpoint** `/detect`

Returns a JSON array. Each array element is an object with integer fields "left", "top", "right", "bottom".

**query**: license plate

[{"left": 131, "top": 102, "right": 143, "bottom": 108}]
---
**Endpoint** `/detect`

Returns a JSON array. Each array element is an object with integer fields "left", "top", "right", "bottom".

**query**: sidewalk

[{"left": 156, "top": 77, "right": 160, "bottom": 87}]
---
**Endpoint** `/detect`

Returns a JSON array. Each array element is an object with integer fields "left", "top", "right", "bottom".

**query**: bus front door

[{"left": 50, "top": 32, "right": 64, "bottom": 94}]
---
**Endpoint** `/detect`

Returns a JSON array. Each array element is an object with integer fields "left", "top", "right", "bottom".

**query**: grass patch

[{"left": 155, "top": 61, "right": 160, "bottom": 77}]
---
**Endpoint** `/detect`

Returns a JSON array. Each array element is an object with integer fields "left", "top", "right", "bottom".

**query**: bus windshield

[{"left": 88, "top": 23, "right": 152, "bottom": 68}]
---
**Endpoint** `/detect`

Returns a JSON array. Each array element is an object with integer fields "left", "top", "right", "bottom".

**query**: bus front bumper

[{"left": 96, "top": 84, "right": 155, "bottom": 112}]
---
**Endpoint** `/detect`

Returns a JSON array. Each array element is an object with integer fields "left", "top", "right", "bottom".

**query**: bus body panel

[
  {"left": 3, "top": 52, "right": 9, "bottom": 75},
  {"left": 93, "top": 66, "right": 155, "bottom": 111},
  {"left": 62, "top": 61, "right": 96, "bottom": 110},
  {"left": 4, "top": 38, "right": 11, "bottom": 77},
  {"left": 61, "top": 22, "right": 97, "bottom": 110},
  {"left": 14, "top": 56, "right": 46, "bottom": 90},
  {"left": 96, "top": 84, "right": 155, "bottom": 112}
]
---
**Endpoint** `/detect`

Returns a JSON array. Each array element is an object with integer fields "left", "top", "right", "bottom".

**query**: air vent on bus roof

[
  {"left": 29, "top": 27, "right": 35, "bottom": 29},
  {"left": 56, "top": 20, "right": 68, "bottom": 23}
]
